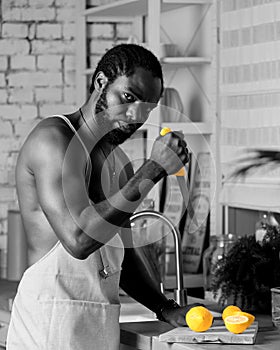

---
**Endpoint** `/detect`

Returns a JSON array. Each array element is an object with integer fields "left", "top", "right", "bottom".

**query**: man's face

[{"left": 95, "top": 67, "right": 162, "bottom": 145}]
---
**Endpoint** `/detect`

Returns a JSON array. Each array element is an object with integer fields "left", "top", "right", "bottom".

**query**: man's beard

[{"left": 95, "top": 87, "right": 142, "bottom": 145}]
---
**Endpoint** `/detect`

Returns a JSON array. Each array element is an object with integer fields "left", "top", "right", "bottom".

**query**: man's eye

[{"left": 124, "top": 93, "right": 136, "bottom": 103}]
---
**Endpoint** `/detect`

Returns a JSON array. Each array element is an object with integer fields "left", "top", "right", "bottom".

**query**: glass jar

[
  {"left": 255, "top": 211, "right": 279, "bottom": 244},
  {"left": 255, "top": 212, "right": 269, "bottom": 243},
  {"left": 211, "top": 234, "right": 236, "bottom": 271},
  {"left": 202, "top": 234, "right": 236, "bottom": 301}
]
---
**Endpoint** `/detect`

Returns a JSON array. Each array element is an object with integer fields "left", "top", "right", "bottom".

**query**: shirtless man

[{"left": 7, "top": 44, "right": 198, "bottom": 350}]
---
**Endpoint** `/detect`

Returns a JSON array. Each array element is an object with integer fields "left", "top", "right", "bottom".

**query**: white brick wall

[
  {"left": 0, "top": 105, "right": 21, "bottom": 120},
  {"left": 0, "top": 57, "right": 8, "bottom": 71},
  {"left": 2, "top": 23, "right": 29, "bottom": 38},
  {"left": 28, "top": 0, "right": 54, "bottom": 7},
  {"left": 21, "top": 8, "right": 56, "bottom": 22},
  {"left": 0, "top": 89, "right": 8, "bottom": 103},
  {"left": 37, "top": 55, "right": 62, "bottom": 71},
  {"left": 0, "top": 0, "right": 78, "bottom": 242},
  {"left": 89, "top": 39, "right": 114, "bottom": 54},
  {"left": 56, "top": 0, "right": 76, "bottom": 7},
  {"left": 0, "top": 74, "right": 6, "bottom": 87},
  {"left": 8, "top": 88, "right": 34, "bottom": 103},
  {"left": 11, "top": 56, "right": 36, "bottom": 70},
  {"left": 88, "top": 24, "right": 114, "bottom": 39},
  {"left": 8, "top": 72, "right": 63, "bottom": 87},
  {"left": 35, "top": 87, "right": 63, "bottom": 103},
  {"left": 62, "top": 23, "right": 76, "bottom": 40},
  {"left": 0, "top": 39, "right": 29, "bottom": 55},
  {"left": 37, "top": 24, "right": 62, "bottom": 40},
  {"left": 20, "top": 105, "right": 37, "bottom": 120},
  {"left": 0, "top": 0, "right": 136, "bottom": 266},
  {"left": 116, "top": 23, "right": 132, "bottom": 39},
  {"left": 39, "top": 104, "right": 76, "bottom": 117},
  {"left": 56, "top": 8, "right": 76, "bottom": 22},
  {"left": 0, "top": 121, "right": 13, "bottom": 137},
  {"left": 31, "top": 40, "right": 75, "bottom": 55},
  {"left": 64, "top": 56, "right": 75, "bottom": 71}
]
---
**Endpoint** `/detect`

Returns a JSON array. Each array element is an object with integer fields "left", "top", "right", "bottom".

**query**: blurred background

[{"left": 0, "top": 0, "right": 280, "bottom": 308}]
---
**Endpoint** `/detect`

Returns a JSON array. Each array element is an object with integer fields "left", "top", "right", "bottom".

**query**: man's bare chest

[{"left": 87, "top": 149, "right": 129, "bottom": 204}]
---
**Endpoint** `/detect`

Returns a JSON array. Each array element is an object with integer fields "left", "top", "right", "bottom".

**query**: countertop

[
  {"left": 120, "top": 321, "right": 280, "bottom": 350},
  {"left": 1, "top": 279, "right": 280, "bottom": 350},
  {"left": 120, "top": 297, "right": 280, "bottom": 350}
]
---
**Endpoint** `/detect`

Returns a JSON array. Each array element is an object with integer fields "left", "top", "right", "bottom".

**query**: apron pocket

[{"left": 39, "top": 299, "right": 121, "bottom": 350}]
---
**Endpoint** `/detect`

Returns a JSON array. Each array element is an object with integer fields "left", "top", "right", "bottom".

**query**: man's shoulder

[
  {"left": 25, "top": 116, "right": 73, "bottom": 148},
  {"left": 19, "top": 116, "right": 78, "bottom": 169}
]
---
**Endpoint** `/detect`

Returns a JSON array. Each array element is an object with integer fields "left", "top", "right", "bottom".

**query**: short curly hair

[{"left": 89, "top": 43, "right": 164, "bottom": 95}]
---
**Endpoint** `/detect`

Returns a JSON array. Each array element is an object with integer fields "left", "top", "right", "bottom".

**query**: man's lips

[{"left": 116, "top": 120, "right": 136, "bottom": 132}]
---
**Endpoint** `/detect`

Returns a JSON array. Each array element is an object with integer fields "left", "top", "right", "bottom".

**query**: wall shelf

[
  {"left": 83, "top": 0, "right": 213, "bottom": 18},
  {"left": 221, "top": 181, "right": 280, "bottom": 213},
  {"left": 161, "top": 56, "right": 212, "bottom": 66}
]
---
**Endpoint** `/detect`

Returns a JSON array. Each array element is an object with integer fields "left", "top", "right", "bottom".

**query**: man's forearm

[
  {"left": 120, "top": 247, "right": 168, "bottom": 314},
  {"left": 74, "top": 160, "right": 165, "bottom": 256}
]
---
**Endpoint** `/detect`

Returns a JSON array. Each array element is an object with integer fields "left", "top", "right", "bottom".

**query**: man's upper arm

[{"left": 31, "top": 127, "right": 89, "bottom": 243}]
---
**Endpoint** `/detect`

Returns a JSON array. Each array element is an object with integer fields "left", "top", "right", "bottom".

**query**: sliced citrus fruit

[
  {"left": 233, "top": 311, "right": 255, "bottom": 327},
  {"left": 222, "top": 305, "right": 241, "bottom": 321},
  {"left": 224, "top": 314, "right": 250, "bottom": 334},
  {"left": 185, "top": 306, "right": 213, "bottom": 332}
]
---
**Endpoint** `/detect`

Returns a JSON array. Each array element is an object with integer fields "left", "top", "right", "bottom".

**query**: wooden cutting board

[{"left": 159, "top": 320, "right": 258, "bottom": 345}]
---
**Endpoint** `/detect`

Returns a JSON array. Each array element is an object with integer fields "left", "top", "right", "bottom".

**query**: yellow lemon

[
  {"left": 185, "top": 306, "right": 213, "bottom": 332},
  {"left": 224, "top": 315, "right": 250, "bottom": 334},
  {"left": 233, "top": 311, "right": 255, "bottom": 327},
  {"left": 222, "top": 305, "right": 241, "bottom": 321}
]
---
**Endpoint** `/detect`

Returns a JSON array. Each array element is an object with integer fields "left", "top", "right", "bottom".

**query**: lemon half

[{"left": 224, "top": 315, "right": 250, "bottom": 334}]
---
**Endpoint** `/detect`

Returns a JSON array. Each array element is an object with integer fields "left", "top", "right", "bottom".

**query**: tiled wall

[{"left": 220, "top": 0, "right": 280, "bottom": 181}]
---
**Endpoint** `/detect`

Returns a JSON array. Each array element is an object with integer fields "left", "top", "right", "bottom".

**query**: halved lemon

[
  {"left": 222, "top": 305, "right": 241, "bottom": 321},
  {"left": 233, "top": 311, "right": 255, "bottom": 327},
  {"left": 224, "top": 315, "right": 250, "bottom": 334}
]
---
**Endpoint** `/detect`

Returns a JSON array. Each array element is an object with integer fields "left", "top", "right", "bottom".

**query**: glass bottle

[{"left": 210, "top": 233, "right": 236, "bottom": 274}]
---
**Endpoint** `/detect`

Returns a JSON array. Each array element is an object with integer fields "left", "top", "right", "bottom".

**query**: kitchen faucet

[{"left": 130, "top": 210, "right": 188, "bottom": 306}]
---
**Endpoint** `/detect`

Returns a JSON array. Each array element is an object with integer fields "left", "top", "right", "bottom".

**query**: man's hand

[
  {"left": 162, "top": 303, "right": 204, "bottom": 327},
  {"left": 149, "top": 131, "right": 189, "bottom": 176}
]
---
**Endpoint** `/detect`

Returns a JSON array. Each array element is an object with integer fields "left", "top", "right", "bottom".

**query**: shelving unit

[
  {"left": 161, "top": 56, "right": 211, "bottom": 65},
  {"left": 82, "top": 0, "right": 213, "bottom": 18},
  {"left": 76, "top": 0, "right": 220, "bottom": 235}
]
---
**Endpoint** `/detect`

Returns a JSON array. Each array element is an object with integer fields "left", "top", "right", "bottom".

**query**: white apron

[{"left": 7, "top": 115, "right": 124, "bottom": 350}]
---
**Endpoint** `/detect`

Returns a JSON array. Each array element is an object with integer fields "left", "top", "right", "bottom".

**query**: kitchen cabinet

[{"left": 76, "top": 0, "right": 220, "bottom": 236}]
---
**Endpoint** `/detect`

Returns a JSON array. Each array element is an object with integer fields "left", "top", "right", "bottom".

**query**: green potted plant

[{"left": 211, "top": 225, "right": 280, "bottom": 313}]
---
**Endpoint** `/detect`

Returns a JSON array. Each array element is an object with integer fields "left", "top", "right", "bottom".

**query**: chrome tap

[{"left": 130, "top": 210, "right": 187, "bottom": 306}]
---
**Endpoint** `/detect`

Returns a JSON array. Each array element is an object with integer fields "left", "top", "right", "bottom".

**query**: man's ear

[{"left": 94, "top": 71, "right": 108, "bottom": 92}]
